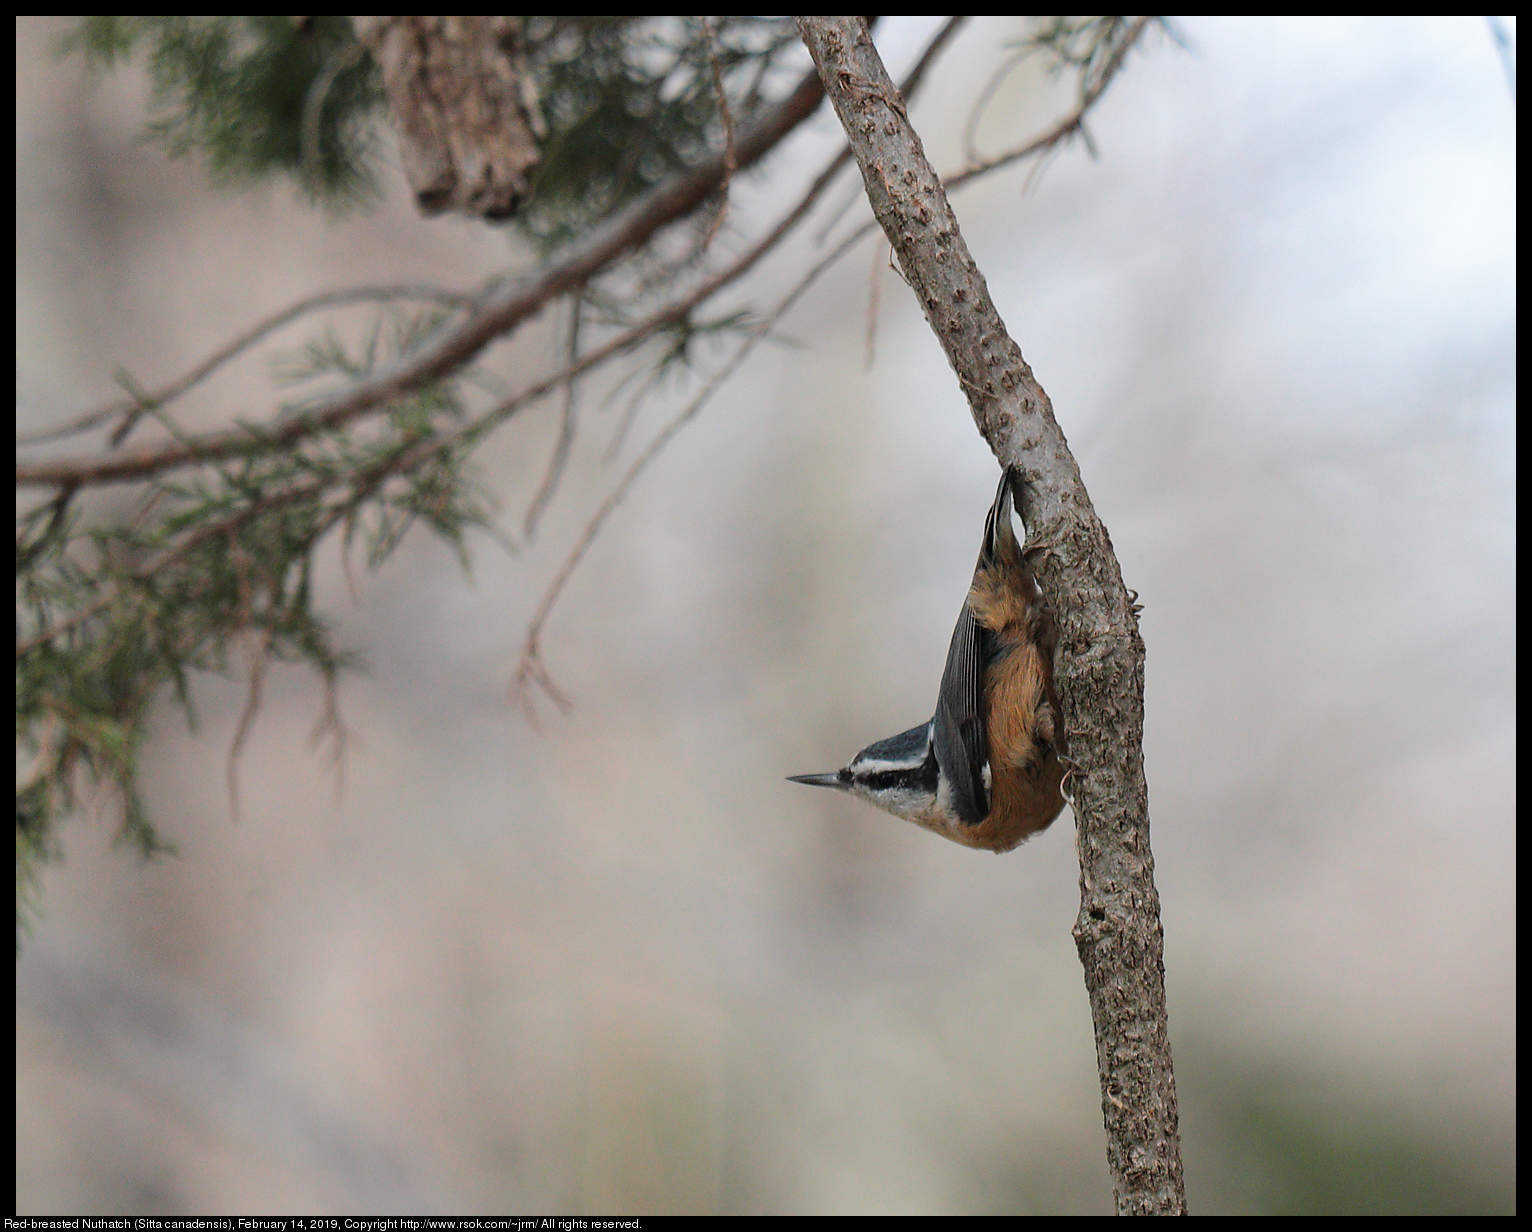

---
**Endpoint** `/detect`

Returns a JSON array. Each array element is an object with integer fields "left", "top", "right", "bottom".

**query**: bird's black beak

[{"left": 787, "top": 772, "right": 845, "bottom": 789}]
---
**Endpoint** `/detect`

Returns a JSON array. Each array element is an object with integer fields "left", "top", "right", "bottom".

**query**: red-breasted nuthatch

[{"left": 789, "top": 467, "right": 1067, "bottom": 853}]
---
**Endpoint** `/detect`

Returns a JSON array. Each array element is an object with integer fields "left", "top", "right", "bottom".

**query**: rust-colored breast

[{"left": 961, "top": 551, "right": 1067, "bottom": 853}]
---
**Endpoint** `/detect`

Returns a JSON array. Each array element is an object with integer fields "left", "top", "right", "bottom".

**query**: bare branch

[
  {"left": 947, "top": 17, "right": 1152, "bottom": 192},
  {"left": 797, "top": 16, "right": 1183, "bottom": 1215},
  {"left": 511, "top": 225, "right": 868, "bottom": 710},
  {"left": 700, "top": 17, "right": 738, "bottom": 251},
  {"left": 522, "top": 289, "right": 586, "bottom": 539}
]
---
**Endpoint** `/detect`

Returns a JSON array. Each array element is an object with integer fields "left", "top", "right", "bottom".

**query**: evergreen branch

[
  {"left": 15, "top": 137, "right": 845, "bottom": 663},
  {"left": 19, "top": 18, "right": 972, "bottom": 487},
  {"left": 17, "top": 284, "right": 477, "bottom": 448},
  {"left": 16, "top": 64, "right": 830, "bottom": 489},
  {"left": 14, "top": 15, "right": 1102, "bottom": 668},
  {"left": 17, "top": 470, "right": 335, "bottom": 658},
  {"left": 19, "top": 17, "right": 967, "bottom": 498}
]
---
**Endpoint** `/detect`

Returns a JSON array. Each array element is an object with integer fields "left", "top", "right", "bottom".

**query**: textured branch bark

[
  {"left": 796, "top": 17, "right": 1185, "bottom": 1215},
  {"left": 355, "top": 16, "right": 544, "bottom": 220}
]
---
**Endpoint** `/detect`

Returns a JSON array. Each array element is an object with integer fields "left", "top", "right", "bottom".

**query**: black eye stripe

[{"left": 852, "top": 743, "right": 940, "bottom": 794}]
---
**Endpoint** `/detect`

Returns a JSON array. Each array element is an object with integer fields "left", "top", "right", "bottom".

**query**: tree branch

[
  {"left": 15, "top": 284, "right": 477, "bottom": 449},
  {"left": 521, "top": 288, "right": 586, "bottom": 538},
  {"left": 11, "top": 64, "right": 882, "bottom": 662},
  {"left": 947, "top": 17, "right": 1152, "bottom": 191},
  {"left": 18, "top": 19, "right": 976, "bottom": 500},
  {"left": 14, "top": 17, "right": 1077, "bottom": 671},
  {"left": 16, "top": 63, "right": 829, "bottom": 489},
  {"left": 510, "top": 222, "right": 869, "bottom": 714},
  {"left": 796, "top": 16, "right": 1185, "bottom": 1215}
]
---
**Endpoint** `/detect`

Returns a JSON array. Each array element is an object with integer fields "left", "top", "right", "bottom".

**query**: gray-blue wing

[{"left": 932, "top": 600, "right": 990, "bottom": 826}]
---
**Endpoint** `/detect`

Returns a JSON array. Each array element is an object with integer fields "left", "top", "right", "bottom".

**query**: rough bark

[
  {"left": 796, "top": 17, "right": 1185, "bottom": 1215},
  {"left": 354, "top": 15, "right": 544, "bottom": 220}
]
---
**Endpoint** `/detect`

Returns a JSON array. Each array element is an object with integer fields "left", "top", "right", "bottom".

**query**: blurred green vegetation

[{"left": 1177, "top": 1051, "right": 1514, "bottom": 1216}]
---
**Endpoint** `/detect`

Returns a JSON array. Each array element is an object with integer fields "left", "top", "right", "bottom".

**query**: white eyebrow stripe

[{"left": 853, "top": 753, "right": 928, "bottom": 773}]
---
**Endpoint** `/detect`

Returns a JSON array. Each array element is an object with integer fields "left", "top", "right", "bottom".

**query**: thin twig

[
  {"left": 523, "top": 289, "right": 586, "bottom": 539},
  {"left": 307, "top": 667, "right": 355, "bottom": 805},
  {"left": 812, "top": 181, "right": 869, "bottom": 246},
  {"left": 604, "top": 361, "right": 668, "bottom": 463},
  {"left": 301, "top": 40, "right": 367, "bottom": 196},
  {"left": 17, "top": 66, "right": 831, "bottom": 487},
  {"left": 962, "top": 45, "right": 1032, "bottom": 166},
  {"left": 222, "top": 527, "right": 276, "bottom": 824},
  {"left": 947, "top": 16, "right": 1152, "bottom": 192},
  {"left": 511, "top": 226, "right": 866, "bottom": 711},
  {"left": 701, "top": 17, "right": 738, "bottom": 251},
  {"left": 16, "top": 483, "right": 77, "bottom": 569},
  {"left": 864, "top": 237, "right": 886, "bottom": 370},
  {"left": 17, "top": 285, "right": 477, "bottom": 449},
  {"left": 17, "top": 16, "right": 980, "bottom": 662}
]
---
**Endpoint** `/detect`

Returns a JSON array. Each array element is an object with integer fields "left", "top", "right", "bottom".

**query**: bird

[{"left": 789, "top": 467, "right": 1067, "bottom": 852}]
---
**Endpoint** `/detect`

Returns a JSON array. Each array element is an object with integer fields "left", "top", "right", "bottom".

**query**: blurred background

[{"left": 15, "top": 16, "right": 1515, "bottom": 1215}]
